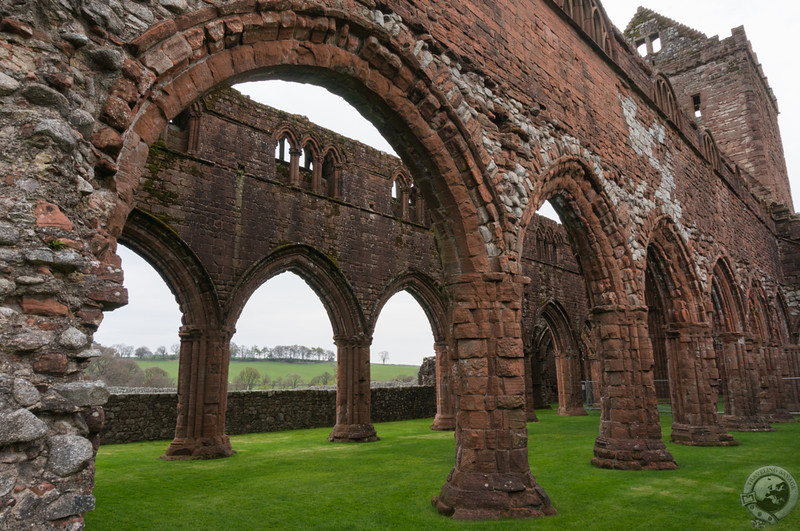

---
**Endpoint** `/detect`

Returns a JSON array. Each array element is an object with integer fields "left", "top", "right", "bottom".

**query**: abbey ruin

[{"left": 0, "top": 0, "right": 798, "bottom": 526}]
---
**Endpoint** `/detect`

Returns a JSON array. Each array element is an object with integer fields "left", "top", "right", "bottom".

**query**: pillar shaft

[
  {"left": 590, "top": 306, "right": 677, "bottom": 470},
  {"left": 431, "top": 340, "right": 456, "bottom": 430},
  {"left": 753, "top": 341, "right": 796, "bottom": 423},
  {"left": 555, "top": 348, "right": 587, "bottom": 416},
  {"left": 433, "top": 273, "right": 554, "bottom": 519},
  {"left": 718, "top": 333, "right": 773, "bottom": 431},
  {"left": 664, "top": 323, "right": 736, "bottom": 445},
  {"left": 162, "top": 325, "right": 235, "bottom": 460},
  {"left": 329, "top": 335, "right": 378, "bottom": 442}
]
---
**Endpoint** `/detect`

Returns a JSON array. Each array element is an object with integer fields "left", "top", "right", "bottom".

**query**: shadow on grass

[{"left": 86, "top": 411, "right": 799, "bottom": 530}]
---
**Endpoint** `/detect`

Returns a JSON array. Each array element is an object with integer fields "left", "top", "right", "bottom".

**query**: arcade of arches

[{"left": 1, "top": 0, "right": 799, "bottom": 526}]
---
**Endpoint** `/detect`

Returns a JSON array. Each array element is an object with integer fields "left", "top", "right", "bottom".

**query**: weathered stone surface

[
  {"left": 47, "top": 435, "right": 93, "bottom": 477},
  {"left": 44, "top": 493, "right": 95, "bottom": 521},
  {"left": 58, "top": 327, "right": 88, "bottom": 350},
  {"left": 0, "top": 278, "right": 14, "bottom": 301},
  {"left": 68, "top": 109, "right": 95, "bottom": 140},
  {"left": 21, "top": 84, "right": 69, "bottom": 112},
  {"left": 0, "top": 72, "right": 20, "bottom": 95},
  {"left": 85, "top": 48, "right": 123, "bottom": 71},
  {"left": 32, "top": 119, "right": 80, "bottom": 152},
  {"left": 9, "top": 331, "right": 50, "bottom": 351},
  {"left": 0, "top": 468, "right": 17, "bottom": 497},
  {"left": 0, "top": 223, "right": 20, "bottom": 245},
  {"left": 13, "top": 379, "right": 40, "bottom": 407},
  {"left": 52, "top": 382, "right": 109, "bottom": 407},
  {"left": 0, "top": 409, "right": 47, "bottom": 445},
  {"left": 21, "top": 297, "right": 68, "bottom": 317}
]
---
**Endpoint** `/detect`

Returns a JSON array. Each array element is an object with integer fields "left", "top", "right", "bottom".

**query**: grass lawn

[
  {"left": 86, "top": 410, "right": 800, "bottom": 530},
  {"left": 134, "top": 360, "right": 419, "bottom": 384}
]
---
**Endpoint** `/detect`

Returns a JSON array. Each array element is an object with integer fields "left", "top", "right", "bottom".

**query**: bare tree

[
  {"left": 379, "top": 350, "right": 390, "bottom": 365},
  {"left": 286, "top": 373, "right": 304, "bottom": 388},
  {"left": 143, "top": 366, "right": 175, "bottom": 388},
  {"left": 234, "top": 367, "right": 261, "bottom": 390}
]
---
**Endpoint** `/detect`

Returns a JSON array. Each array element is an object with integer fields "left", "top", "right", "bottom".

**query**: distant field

[{"left": 134, "top": 359, "right": 418, "bottom": 384}]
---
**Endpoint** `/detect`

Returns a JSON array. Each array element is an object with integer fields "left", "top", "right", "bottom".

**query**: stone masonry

[{"left": 0, "top": 0, "right": 798, "bottom": 527}]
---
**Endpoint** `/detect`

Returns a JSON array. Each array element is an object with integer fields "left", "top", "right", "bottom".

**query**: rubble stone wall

[{"left": 100, "top": 386, "right": 435, "bottom": 445}]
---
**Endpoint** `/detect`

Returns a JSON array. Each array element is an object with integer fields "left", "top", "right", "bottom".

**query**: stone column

[
  {"left": 289, "top": 148, "right": 301, "bottom": 186},
  {"left": 433, "top": 273, "right": 555, "bottom": 520},
  {"left": 554, "top": 346, "right": 587, "bottom": 416},
  {"left": 590, "top": 306, "right": 677, "bottom": 470},
  {"left": 664, "top": 323, "right": 737, "bottom": 445},
  {"left": 162, "top": 325, "right": 235, "bottom": 460},
  {"left": 328, "top": 335, "right": 378, "bottom": 442},
  {"left": 783, "top": 345, "right": 800, "bottom": 414},
  {"left": 431, "top": 340, "right": 456, "bottom": 430},
  {"left": 718, "top": 332, "right": 773, "bottom": 431},
  {"left": 758, "top": 343, "right": 796, "bottom": 423},
  {"left": 523, "top": 348, "right": 539, "bottom": 422}
]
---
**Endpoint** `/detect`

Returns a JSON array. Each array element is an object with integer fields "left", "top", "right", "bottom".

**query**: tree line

[{"left": 106, "top": 342, "right": 335, "bottom": 362}]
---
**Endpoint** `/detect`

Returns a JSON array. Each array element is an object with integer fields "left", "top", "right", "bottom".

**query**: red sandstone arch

[
  {"left": 107, "top": 6, "right": 547, "bottom": 517},
  {"left": 653, "top": 74, "right": 682, "bottom": 129},
  {"left": 526, "top": 156, "right": 676, "bottom": 469},
  {"left": 532, "top": 300, "right": 586, "bottom": 417},
  {"left": 373, "top": 270, "right": 454, "bottom": 430},
  {"left": 228, "top": 243, "right": 376, "bottom": 442},
  {"left": 644, "top": 218, "right": 735, "bottom": 446},
  {"left": 747, "top": 283, "right": 795, "bottom": 422},
  {"left": 710, "top": 258, "right": 772, "bottom": 431},
  {"left": 112, "top": 12, "right": 497, "bottom": 279},
  {"left": 120, "top": 209, "right": 235, "bottom": 459}
]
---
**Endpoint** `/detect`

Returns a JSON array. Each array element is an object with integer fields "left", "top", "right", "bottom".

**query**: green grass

[
  {"left": 86, "top": 411, "right": 800, "bottom": 530},
  {"left": 133, "top": 360, "right": 418, "bottom": 384}
]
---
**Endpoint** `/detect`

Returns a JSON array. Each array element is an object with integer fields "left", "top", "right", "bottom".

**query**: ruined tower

[{"left": 626, "top": 8, "right": 793, "bottom": 210}]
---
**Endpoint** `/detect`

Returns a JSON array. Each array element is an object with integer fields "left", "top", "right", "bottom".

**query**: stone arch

[
  {"left": 320, "top": 145, "right": 344, "bottom": 197},
  {"left": 527, "top": 156, "right": 676, "bottom": 469},
  {"left": 121, "top": 208, "right": 220, "bottom": 331},
  {"left": 121, "top": 208, "right": 235, "bottom": 459},
  {"left": 111, "top": 8, "right": 496, "bottom": 279},
  {"left": 273, "top": 125, "right": 299, "bottom": 184},
  {"left": 373, "top": 270, "right": 454, "bottom": 430},
  {"left": 227, "top": 243, "right": 375, "bottom": 442},
  {"left": 555, "top": 0, "right": 613, "bottom": 55},
  {"left": 710, "top": 257, "right": 771, "bottom": 430},
  {"left": 653, "top": 74, "right": 682, "bottom": 128},
  {"left": 644, "top": 217, "right": 735, "bottom": 446},
  {"left": 701, "top": 129, "right": 723, "bottom": 173},
  {"left": 299, "top": 134, "right": 322, "bottom": 191},
  {"left": 527, "top": 156, "right": 629, "bottom": 306},
  {"left": 104, "top": 6, "right": 550, "bottom": 517},
  {"left": 391, "top": 169, "right": 414, "bottom": 219},
  {"left": 536, "top": 300, "right": 586, "bottom": 417},
  {"left": 228, "top": 244, "right": 363, "bottom": 340},
  {"left": 747, "top": 282, "right": 795, "bottom": 422}
]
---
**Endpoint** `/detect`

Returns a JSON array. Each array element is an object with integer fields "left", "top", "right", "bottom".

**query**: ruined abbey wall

[{"left": 1, "top": 0, "right": 798, "bottom": 526}]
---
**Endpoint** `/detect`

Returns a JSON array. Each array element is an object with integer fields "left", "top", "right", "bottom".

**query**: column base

[
  {"left": 670, "top": 424, "right": 739, "bottom": 446},
  {"left": 591, "top": 437, "right": 677, "bottom": 470},
  {"left": 764, "top": 411, "right": 797, "bottom": 423},
  {"left": 328, "top": 423, "right": 379, "bottom": 442},
  {"left": 431, "top": 414, "right": 455, "bottom": 431},
  {"left": 723, "top": 415, "right": 775, "bottom": 432},
  {"left": 526, "top": 410, "right": 539, "bottom": 422},
  {"left": 161, "top": 435, "right": 235, "bottom": 460},
  {"left": 432, "top": 469, "right": 556, "bottom": 520},
  {"left": 557, "top": 406, "right": 588, "bottom": 417}
]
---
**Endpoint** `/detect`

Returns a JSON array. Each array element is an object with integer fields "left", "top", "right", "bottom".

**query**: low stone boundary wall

[{"left": 100, "top": 385, "right": 436, "bottom": 444}]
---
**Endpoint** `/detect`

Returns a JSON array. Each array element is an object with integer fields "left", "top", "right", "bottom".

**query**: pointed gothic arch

[{"left": 644, "top": 217, "right": 735, "bottom": 446}]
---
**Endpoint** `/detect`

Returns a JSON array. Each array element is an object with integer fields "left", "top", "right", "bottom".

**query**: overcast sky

[{"left": 94, "top": 2, "right": 799, "bottom": 366}]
